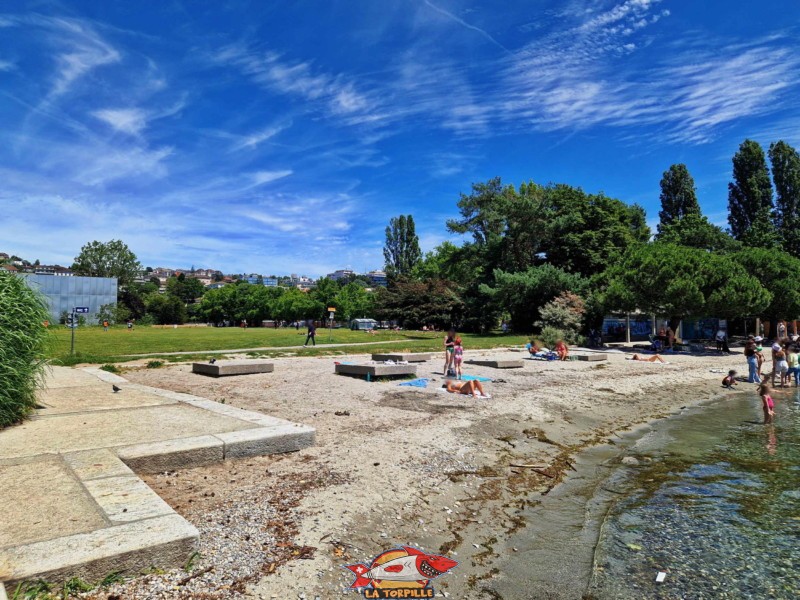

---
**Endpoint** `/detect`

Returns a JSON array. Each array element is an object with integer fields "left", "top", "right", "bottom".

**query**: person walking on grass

[{"left": 303, "top": 319, "right": 316, "bottom": 347}]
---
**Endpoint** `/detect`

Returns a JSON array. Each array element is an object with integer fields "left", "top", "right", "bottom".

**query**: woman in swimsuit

[{"left": 444, "top": 379, "right": 489, "bottom": 398}]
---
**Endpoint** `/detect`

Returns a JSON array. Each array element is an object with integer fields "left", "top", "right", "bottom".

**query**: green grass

[{"left": 45, "top": 326, "right": 529, "bottom": 364}]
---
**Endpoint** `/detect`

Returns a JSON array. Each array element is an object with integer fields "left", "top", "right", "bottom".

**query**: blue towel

[
  {"left": 460, "top": 374, "right": 491, "bottom": 382},
  {"left": 398, "top": 378, "right": 429, "bottom": 388}
]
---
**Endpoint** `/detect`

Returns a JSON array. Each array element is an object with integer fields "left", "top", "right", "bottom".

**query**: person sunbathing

[
  {"left": 629, "top": 353, "right": 666, "bottom": 363},
  {"left": 444, "top": 380, "right": 490, "bottom": 398}
]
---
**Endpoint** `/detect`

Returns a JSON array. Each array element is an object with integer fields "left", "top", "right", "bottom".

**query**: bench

[
  {"left": 575, "top": 354, "right": 608, "bottom": 362},
  {"left": 371, "top": 353, "right": 432, "bottom": 362},
  {"left": 335, "top": 363, "right": 417, "bottom": 380},
  {"left": 192, "top": 360, "right": 274, "bottom": 377},
  {"left": 464, "top": 359, "right": 524, "bottom": 369}
]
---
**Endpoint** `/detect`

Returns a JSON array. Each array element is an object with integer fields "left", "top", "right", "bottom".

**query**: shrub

[
  {"left": 535, "top": 292, "right": 586, "bottom": 345},
  {"left": 0, "top": 271, "right": 51, "bottom": 427},
  {"left": 100, "top": 364, "right": 120, "bottom": 374},
  {"left": 146, "top": 360, "right": 164, "bottom": 369}
]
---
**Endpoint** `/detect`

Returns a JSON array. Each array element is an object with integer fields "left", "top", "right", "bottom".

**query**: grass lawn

[{"left": 48, "top": 325, "right": 529, "bottom": 364}]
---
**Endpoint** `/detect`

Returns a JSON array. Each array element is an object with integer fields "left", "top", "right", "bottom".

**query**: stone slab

[
  {"left": 335, "top": 363, "right": 418, "bottom": 378},
  {"left": 83, "top": 476, "right": 174, "bottom": 524},
  {"left": 117, "top": 435, "right": 225, "bottom": 474},
  {"left": 0, "top": 514, "right": 197, "bottom": 589},
  {"left": 36, "top": 385, "right": 176, "bottom": 415},
  {"left": 0, "top": 456, "right": 106, "bottom": 550},
  {"left": 192, "top": 360, "right": 274, "bottom": 377},
  {"left": 216, "top": 425, "right": 316, "bottom": 459},
  {"left": 371, "top": 353, "right": 432, "bottom": 362},
  {"left": 575, "top": 353, "right": 608, "bottom": 362},
  {"left": 465, "top": 359, "right": 524, "bottom": 369},
  {"left": 0, "top": 404, "right": 257, "bottom": 460},
  {"left": 63, "top": 449, "right": 136, "bottom": 481}
]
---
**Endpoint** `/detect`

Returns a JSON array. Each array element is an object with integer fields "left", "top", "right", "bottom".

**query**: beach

[{"left": 90, "top": 348, "right": 752, "bottom": 599}]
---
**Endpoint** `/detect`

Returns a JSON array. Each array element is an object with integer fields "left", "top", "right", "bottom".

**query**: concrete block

[
  {"left": 465, "top": 359, "right": 524, "bottom": 369},
  {"left": 83, "top": 476, "right": 174, "bottom": 524},
  {"left": 192, "top": 360, "right": 274, "bottom": 377},
  {"left": 117, "top": 435, "right": 224, "bottom": 474},
  {"left": 216, "top": 425, "right": 316, "bottom": 459},
  {"left": 335, "top": 364, "right": 417, "bottom": 378},
  {"left": 371, "top": 353, "right": 432, "bottom": 362},
  {"left": 0, "top": 514, "right": 197, "bottom": 588},
  {"left": 63, "top": 449, "right": 135, "bottom": 481},
  {"left": 575, "top": 353, "right": 608, "bottom": 362}
]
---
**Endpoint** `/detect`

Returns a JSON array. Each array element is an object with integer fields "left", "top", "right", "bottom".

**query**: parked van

[{"left": 350, "top": 318, "right": 378, "bottom": 331}]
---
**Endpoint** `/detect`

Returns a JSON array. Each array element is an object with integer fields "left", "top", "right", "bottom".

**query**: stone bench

[
  {"left": 464, "top": 359, "right": 524, "bottom": 369},
  {"left": 192, "top": 360, "right": 274, "bottom": 377},
  {"left": 370, "top": 353, "right": 432, "bottom": 362},
  {"left": 335, "top": 363, "right": 417, "bottom": 380},
  {"left": 575, "top": 353, "right": 608, "bottom": 362}
]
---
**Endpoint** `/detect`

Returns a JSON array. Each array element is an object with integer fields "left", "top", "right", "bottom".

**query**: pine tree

[
  {"left": 727, "top": 139, "right": 776, "bottom": 245},
  {"left": 657, "top": 164, "right": 700, "bottom": 232},
  {"left": 769, "top": 140, "right": 800, "bottom": 257}
]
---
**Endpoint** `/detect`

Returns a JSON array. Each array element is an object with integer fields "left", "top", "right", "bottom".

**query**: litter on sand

[
  {"left": 656, "top": 572, "right": 667, "bottom": 583},
  {"left": 397, "top": 378, "right": 430, "bottom": 388}
]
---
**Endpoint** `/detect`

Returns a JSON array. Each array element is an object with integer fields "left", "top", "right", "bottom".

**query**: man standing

[
  {"left": 778, "top": 321, "right": 787, "bottom": 340},
  {"left": 715, "top": 328, "right": 729, "bottom": 353},
  {"left": 303, "top": 320, "right": 316, "bottom": 347}
]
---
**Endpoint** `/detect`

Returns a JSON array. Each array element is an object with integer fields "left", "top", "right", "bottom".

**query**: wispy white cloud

[
  {"left": 249, "top": 170, "right": 293, "bottom": 186},
  {"left": 0, "top": 58, "right": 14, "bottom": 71},
  {"left": 230, "top": 121, "right": 291, "bottom": 151},
  {"left": 92, "top": 108, "right": 147, "bottom": 134},
  {"left": 421, "top": 0, "right": 510, "bottom": 54}
]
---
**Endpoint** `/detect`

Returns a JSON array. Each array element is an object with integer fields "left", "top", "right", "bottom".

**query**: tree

[
  {"left": 534, "top": 292, "right": 586, "bottom": 346},
  {"left": 383, "top": 215, "right": 422, "bottom": 278},
  {"left": 657, "top": 164, "right": 700, "bottom": 232},
  {"left": 654, "top": 213, "right": 739, "bottom": 252},
  {"left": 727, "top": 140, "right": 776, "bottom": 245},
  {"left": 374, "top": 279, "right": 464, "bottom": 329},
  {"left": 312, "top": 277, "right": 340, "bottom": 310},
  {"left": 480, "top": 264, "right": 587, "bottom": 332},
  {"left": 146, "top": 294, "right": 187, "bottom": 325},
  {"left": 334, "top": 282, "right": 374, "bottom": 321},
  {"left": 166, "top": 276, "right": 205, "bottom": 304},
  {"left": 604, "top": 243, "right": 769, "bottom": 329},
  {"left": 71, "top": 240, "right": 142, "bottom": 287},
  {"left": 769, "top": 140, "right": 800, "bottom": 257},
  {"left": 732, "top": 247, "right": 800, "bottom": 323}
]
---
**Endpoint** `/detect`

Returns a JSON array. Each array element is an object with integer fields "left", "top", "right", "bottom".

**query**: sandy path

[{"left": 115, "top": 348, "right": 750, "bottom": 599}]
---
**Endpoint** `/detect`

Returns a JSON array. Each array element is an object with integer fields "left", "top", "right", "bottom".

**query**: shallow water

[{"left": 589, "top": 387, "right": 800, "bottom": 599}]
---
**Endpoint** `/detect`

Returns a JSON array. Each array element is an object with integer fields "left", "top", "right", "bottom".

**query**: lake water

[{"left": 589, "top": 388, "right": 800, "bottom": 599}]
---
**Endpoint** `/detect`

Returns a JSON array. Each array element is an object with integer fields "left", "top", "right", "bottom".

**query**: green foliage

[
  {"left": 100, "top": 364, "right": 120, "bottom": 373},
  {"left": 71, "top": 239, "right": 142, "bottom": 287},
  {"left": 657, "top": 163, "right": 700, "bottom": 231},
  {"left": 384, "top": 214, "right": 422, "bottom": 278},
  {"left": 334, "top": 282, "right": 374, "bottom": 321},
  {"left": 481, "top": 264, "right": 586, "bottom": 332},
  {"left": 11, "top": 580, "right": 52, "bottom": 599},
  {"left": 98, "top": 572, "right": 125, "bottom": 587},
  {"left": 146, "top": 360, "right": 164, "bottom": 368},
  {"left": 534, "top": 292, "right": 585, "bottom": 344},
  {"left": 539, "top": 326, "right": 572, "bottom": 349},
  {"left": 604, "top": 243, "right": 770, "bottom": 321},
  {"left": 62, "top": 577, "right": 93, "bottom": 596},
  {"left": 145, "top": 293, "right": 187, "bottom": 325},
  {"left": 769, "top": 140, "right": 800, "bottom": 257},
  {"left": 311, "top": 277, "right": 340, "bottom": 310},
  {"left": 166, "top": 275, "right": 206, "bottom": 304},
  {"left": 728, "top": 139, "right": 776, "bottom": 244},
  {"left": 732, "top": 247, "right": 800, "bottom": 319},
  {"left": 374, "top": 278, "right": 464, "bottom": 329},
  {"left": 654, "top": 213, "right": 739, "bottom": 252},
  {"left": 272, "top": 288, "right": 324, "bottom": 322},
  {"left": 96, "top": 303, "right": 115, "bottom": 324},
  {"left": 0, "top": 271, "right": 51, "bottom": 427}
]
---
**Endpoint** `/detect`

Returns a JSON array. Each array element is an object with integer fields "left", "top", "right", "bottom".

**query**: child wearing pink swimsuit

[
  {"left": 453, "top": 338, "right": 464, "bottom": 380},
  {"left": 759, "top": 383, "right": 774, "bottom": 424}
]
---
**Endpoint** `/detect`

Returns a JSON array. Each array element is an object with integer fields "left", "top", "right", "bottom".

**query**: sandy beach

[{"left": 87, "top": 347, "right": 754, "bottom": 599}]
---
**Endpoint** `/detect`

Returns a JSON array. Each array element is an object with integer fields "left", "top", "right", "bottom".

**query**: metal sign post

[
  {"left": 328, "top": 307, "right": 336, "bottom": 342},
  {"left": 71, "top": 307, "right": 89, "bottom": 355}
]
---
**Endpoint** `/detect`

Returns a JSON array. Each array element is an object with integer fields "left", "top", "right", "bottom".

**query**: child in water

[
  {"left": 453, "top": 337, "right": 464, "bottom": 380},
  {"left": 722, "top": 370, "right": 737, "bottom": 388},
  {"left": 759, "top": 383, "right": 775, "bottom": 424}
]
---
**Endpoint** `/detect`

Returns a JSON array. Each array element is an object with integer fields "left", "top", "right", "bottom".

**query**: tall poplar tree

[
  {"left": 727, "top": 139, "right": 777, "bottom": 246},
  {"left": 769, "top": 140, "right": 800, "bottom": 257},
  {"left": 383, "top": 215, "right": 422, "bottom": 278},
  {"left": 657, "top": 163, "right": 700, "bottom": 232}
]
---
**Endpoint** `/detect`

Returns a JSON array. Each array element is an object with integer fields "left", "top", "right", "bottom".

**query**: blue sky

[{"left": 1, "top": 1, "right": 799, "bottom": 276}]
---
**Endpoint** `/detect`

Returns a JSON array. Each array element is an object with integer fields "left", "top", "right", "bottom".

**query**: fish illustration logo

[{"left": 344, "top": 546, "right": 458, "bottom": 598}]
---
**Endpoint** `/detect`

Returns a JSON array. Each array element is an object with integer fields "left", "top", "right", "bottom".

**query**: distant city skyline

[{"left": 1, "top": 1, "right": 799, "bottom": 275}]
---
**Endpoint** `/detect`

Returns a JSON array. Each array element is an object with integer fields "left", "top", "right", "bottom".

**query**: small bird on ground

[
  {"left": 112, "top": 385, "right": 121, "bottom": 393},
  {"left": 209, "top": 358, "right": 217, "bottom": 364}
]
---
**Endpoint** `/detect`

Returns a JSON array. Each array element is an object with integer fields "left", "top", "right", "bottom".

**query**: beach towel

[
  {"left": 459, "top": 374, "right": 491, "bottom": 382},
  {"left": 398, "top": 378, "right": 429, "bottom": 388}
]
